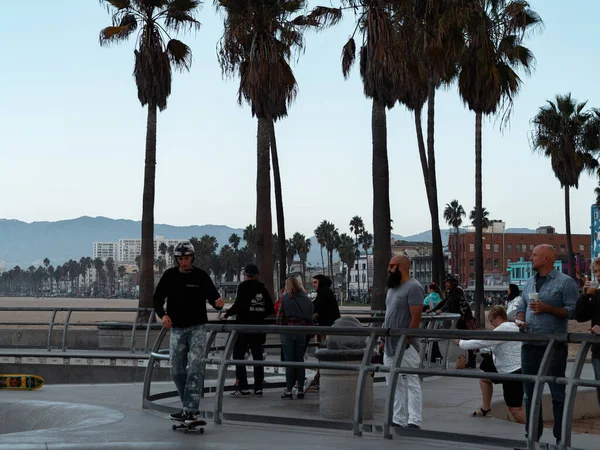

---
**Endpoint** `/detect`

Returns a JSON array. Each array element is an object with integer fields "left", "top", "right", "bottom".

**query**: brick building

[{"left": 448, "top": 224, "right": 590, "bottom": 286}]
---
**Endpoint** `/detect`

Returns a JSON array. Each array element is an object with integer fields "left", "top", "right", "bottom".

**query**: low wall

[
  {"left": 0, "top": 329, "right": 98, "bottom": 349},
  {"left": 491, "top": 387, "right": 599, "bottom": 422}
]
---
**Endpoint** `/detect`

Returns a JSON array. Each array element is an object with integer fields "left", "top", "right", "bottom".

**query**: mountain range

[{"left": 0, "top": 216, "right": 536, "bottom": 270}]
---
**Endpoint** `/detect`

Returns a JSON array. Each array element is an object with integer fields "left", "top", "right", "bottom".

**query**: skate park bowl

[{"left": 0, "top": 399, "right": 123, "bottom": 435}]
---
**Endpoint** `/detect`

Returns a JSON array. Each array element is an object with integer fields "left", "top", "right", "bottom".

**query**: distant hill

[
  {"left": 0, "top": 217, "right": 539, "bottom": 271},
  {"left": 0, "top": 217, "right": 245, "bottom": 270}
]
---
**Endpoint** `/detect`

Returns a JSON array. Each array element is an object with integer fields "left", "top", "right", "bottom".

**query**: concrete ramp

[{"left": 0, "top": 399, "right": 123, "bottom": 435}]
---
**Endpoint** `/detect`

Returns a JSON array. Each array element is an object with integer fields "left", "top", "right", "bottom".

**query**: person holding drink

[
  {"left": 515, "top": 244, "right": 579, "bottom": 445},
  {"left": 575, "top": 257, "right": 600, "bottom": 407}
]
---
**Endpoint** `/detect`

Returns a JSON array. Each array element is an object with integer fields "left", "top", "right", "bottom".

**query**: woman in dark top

[{"left": 276, "top": 276, "right": 313, "bottom": 399}]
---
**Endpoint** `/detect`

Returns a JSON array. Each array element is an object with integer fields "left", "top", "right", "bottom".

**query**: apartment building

[
  {"left": 448, "top": 222, "right": 590, "bottom": 285},
  {"left": 92, "top": 235, "right": 188, "bottom": 266},
  {"left": 92, "top": 242, "right": 119, "bottom": 262}
]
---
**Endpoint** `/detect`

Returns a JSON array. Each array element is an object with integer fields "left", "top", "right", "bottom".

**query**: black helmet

[{"left": 174, "top": 241, "right": 195, "bottom": 257}]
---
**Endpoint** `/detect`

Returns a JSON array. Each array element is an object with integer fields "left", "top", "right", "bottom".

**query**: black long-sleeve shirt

[
  {"left": 313, "top": 287, "right": 341, "bottom": 327},
  {"left": 224, "top": 279, "right": 274, "bottom": 324},
  {"left": 575, "top": 292, "right": 600, "bottom": 358},
  {"left": 153, "top": 267, "right": 222, "bottom": 328}
]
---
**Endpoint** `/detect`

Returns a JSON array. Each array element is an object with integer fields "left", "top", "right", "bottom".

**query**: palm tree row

[
  {"left": 95, "top": 1, "right": 570, "bottom": 318},
  {"left": 0, "top": 257, "right": 126, "bottom": 297}
]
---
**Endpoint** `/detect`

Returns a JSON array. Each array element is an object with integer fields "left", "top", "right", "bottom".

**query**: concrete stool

[{"left": 315, "top": 317, "right": 373, "bottom": 420}]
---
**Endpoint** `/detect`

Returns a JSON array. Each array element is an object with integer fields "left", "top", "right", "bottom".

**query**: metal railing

[
  {"left": 142, "top": 319, "right": 600, "bottom": 450},
  {"left": 0, "top": 306, "right": 156, "bottom": 352}
]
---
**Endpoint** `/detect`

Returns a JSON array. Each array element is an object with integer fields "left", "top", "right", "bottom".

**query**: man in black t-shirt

[
  {"left": 153, "top": 241, "right": 224, "bottom": 424},
  {"left": 221, "top": 264, "right": 273, "bottom": 397}
]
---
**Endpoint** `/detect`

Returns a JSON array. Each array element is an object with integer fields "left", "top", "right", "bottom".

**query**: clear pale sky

[{"left": 1, "top": 1, "right": 599, "bottom": 239}]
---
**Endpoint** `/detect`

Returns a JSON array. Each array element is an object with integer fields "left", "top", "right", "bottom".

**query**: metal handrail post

[
  {"left": 383, "top": 333, "right": 408, "bottom": 439},
  {"left": 142, "top": 327, "right": 168, "bottom": 408},
  {"left": 143, "top": 309, "right": 155, "bottom": 352},
  {"left": 200, "top": 329, "right": 218, "bottom": 399},
  {"left": 130, "top": 310, "right": 140, "bottom": 352},
  {"left": 441, "top": 317, "right": 459, "bottom": 370},
  {"left": 527, "top": 339, "right": 556, "bottom": 448},
  {"left": 213, "top": 329, "right": 238, "bottom": 425},
  {"left": 560, "top": 340, "right": 591, "bottom": 449},
  {"left": 61, "top": 310, "right": 73, "bottom": 351},
  {"left": 352, "top": 331, "right": 378, "bottom": 436},
  {"left": 46, "top": 309, "right": 58, "bottom": 351}
]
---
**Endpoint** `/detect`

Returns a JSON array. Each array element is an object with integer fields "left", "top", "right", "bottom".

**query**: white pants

[{"left": 384, "top": 345, "right": 422, "bottom": 427}]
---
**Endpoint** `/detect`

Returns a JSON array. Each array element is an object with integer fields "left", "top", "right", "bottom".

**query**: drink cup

[
  {"left": 529, "top": 293, "right": 539, "bottom": 302},
  {"left": 590, "top": 281, "right": 599, "bottom": 289}
]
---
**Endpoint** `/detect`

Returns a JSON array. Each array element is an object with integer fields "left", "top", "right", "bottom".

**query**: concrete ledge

[{"left": 491, "top": 387, "right": 599, "bottom": 422}]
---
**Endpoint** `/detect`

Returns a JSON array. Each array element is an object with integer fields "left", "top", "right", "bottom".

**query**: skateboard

[
  {"left": 171, "top": 418, "right": 206, "bottom": 434},
  {"left": 0, "top": 374, "right": 44, "bottom": 391}
]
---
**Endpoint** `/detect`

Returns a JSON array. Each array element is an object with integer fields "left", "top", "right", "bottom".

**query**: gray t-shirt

[{"left": 383, "top": 278, "right": 425, "bottom": 356}]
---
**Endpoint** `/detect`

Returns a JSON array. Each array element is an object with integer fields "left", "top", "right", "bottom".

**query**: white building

[
  {"left": 92, "top": 242, "right": 120, "bottom": 262},
  {"left": 346, "top": 254, "right": 373, "bottom": 292},
  {"left": 92, "top": 236, "right": 189, "bottom": 266},
  {"left": 119, "top": 239, "right": 142, "bottom": 264}
]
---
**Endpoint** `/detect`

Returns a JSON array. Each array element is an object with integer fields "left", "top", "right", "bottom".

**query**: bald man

[
  {"left": 516, "top": 244, "right": 579, "bottom": 445},
  {"left": 382, "top": 254, "right": 425, "bottom": 429}
]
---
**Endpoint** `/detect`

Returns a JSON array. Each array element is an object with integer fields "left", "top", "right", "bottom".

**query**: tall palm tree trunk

[
  {"left": 565, "top": 186, "right": 575, "bottom": 278},
  {"left": 329, "top": 250, "right": 334, "bottom": 280},
  {"left": 269, "top": 121, "right": 286, "bottom": 291},
  {"left": 140, "top": 102, "right": 157, "bottom": 316},
  {"left": 256, "top": 117, "right": 274, "bottom": 299},
  {"left": 320, "top": 247, "right": 325, "bottom": 274},
  {"left": 426, "top": 79, "right": 445, "bottom": 287},
  {"left": 372, "top": 99, "right": 391, "bottom": 311},
  {"left": 455, "top": 226, "right": 460, "bottom": 280},
  {"left": 474, "top": 112, "right": 485, "bottom": 327}
]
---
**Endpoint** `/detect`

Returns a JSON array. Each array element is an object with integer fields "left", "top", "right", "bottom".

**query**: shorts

[{"left": 502, "top": 369, "right": 524, "bottom": 408}]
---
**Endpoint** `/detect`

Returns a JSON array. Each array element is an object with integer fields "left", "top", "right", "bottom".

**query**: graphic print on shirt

[{"left": 250, "top": 293, "right": 265, "bottom": 313}]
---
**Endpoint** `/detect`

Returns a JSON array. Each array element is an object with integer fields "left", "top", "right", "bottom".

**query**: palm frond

[
  {"left": 99, "top": 0, "right": 131, "bottom": 12},
  {"left": 165, "top": 0, "right": 202, "bottom": 32},
  {"left": 303, "top": 6, "right": 343, "bottom": 28},
  {"left": 99, "top": 13, "right": 138, "bottom": 46},
  {"left": 341, "top": 37, "right": 356, "bottom": 79},
  {"left": 167, "top": 39, "right": 192, "bottom": 71}
]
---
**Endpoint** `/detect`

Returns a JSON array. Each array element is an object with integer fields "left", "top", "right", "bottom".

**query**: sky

[{"left": 1, "top": 1, "right": 600, "bottom": 240}]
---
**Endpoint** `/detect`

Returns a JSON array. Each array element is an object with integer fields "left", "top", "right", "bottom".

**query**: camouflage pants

[{"left": 170, "top": 324, "right": 207, "bottom": 413}]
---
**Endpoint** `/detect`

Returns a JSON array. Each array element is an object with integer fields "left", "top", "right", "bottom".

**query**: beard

[{"left": 387, "top": 268, "right": 402, "bottom": 289}]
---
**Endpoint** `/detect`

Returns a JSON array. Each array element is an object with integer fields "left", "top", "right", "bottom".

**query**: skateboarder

[{"left": 153, "top": 241, "right": 224, "bottom": 424}]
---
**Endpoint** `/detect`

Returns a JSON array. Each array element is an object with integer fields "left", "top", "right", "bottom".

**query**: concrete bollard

[{"left": 315, "top": 317, "right": 373, "bottom": 420}]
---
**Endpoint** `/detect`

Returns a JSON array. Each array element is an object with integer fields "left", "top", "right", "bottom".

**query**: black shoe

[
  {"left": 169, "top": 410, "right": 187, "bottom": 421},
  {"left": 281, "top": 391, "right": 293, "bottom": 399},
  {"left": 230, "top": 390, "right": 251, "bottom": 398},
  {"left": 253, "top": 389, "right": 263, "bottom": 397},
  {"left": 296, "top": 392, "right": 305, "bottom": 399},
  {"left": 183, "top": 411, "right": 199, "bottom": 424},
  {"left": 407, "top": 423, "right": 421, "bottom": 429},
  {"left": 392, "top": 422, "right": 405, "bottom": 428}
]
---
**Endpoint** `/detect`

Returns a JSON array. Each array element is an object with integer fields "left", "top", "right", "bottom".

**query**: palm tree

[
  {"left": 158, "top": 242, "right": 168, "bottom": 274},
  {"left": 314, "top": 222, "right": 327, "bottom": 273},
  {"left": 338, "top": 233, "right": 357, "bottom": 300},
  {"left": 285, "top": 238, "right": 296, "bottom": 275},
  {"left": 338, "top": 1, "right": 402, "bottom": 310},
  {"left": 167, "top": 244, "right": 175, "bottom": 266},
  {"left": 458, "top": 0, "right": 541, "bottom": 326},
  {"left": 349, "top": 216, "right": 364, "bottom": 292},
  {"left": 396, "top": 0, "right": 466, "bottom": 289},
  {"left": 469, "top": 207, "right": 490, "bottom": 229},
  {"left": 531, "top": 94, "right": 600, "bottom": 278},
  {"left": 106, "top": 257, "right": 116, "bottom": 295},
  {"left": 99, "top": 0, "right": 201, "bottom": 311},
  {"left": 292, "top": 232, "right": 311, "bottom": 283},
  {"left": 359, "top": 230, "right": 373, "bottom": 298},
  {"left": 243, "top": 225, "right": 257, "bottom": 264},
  {"left": 118, "top": 265, "right": 127, "bottom": 293},
  {"left": 229, "top": 233, "right": 241, "bottom": 250},
  {"left": 216, "top": 0, "right": 319, "bottom": 299},
  {"left": 94, "top": 258, "right": 105, "bottom": 295},
  {"left": 443, "top": 200, "right": 466, "bottom": 278},
  {"left": 270, "top": 124, "right": 287, "bottom": 291}
]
